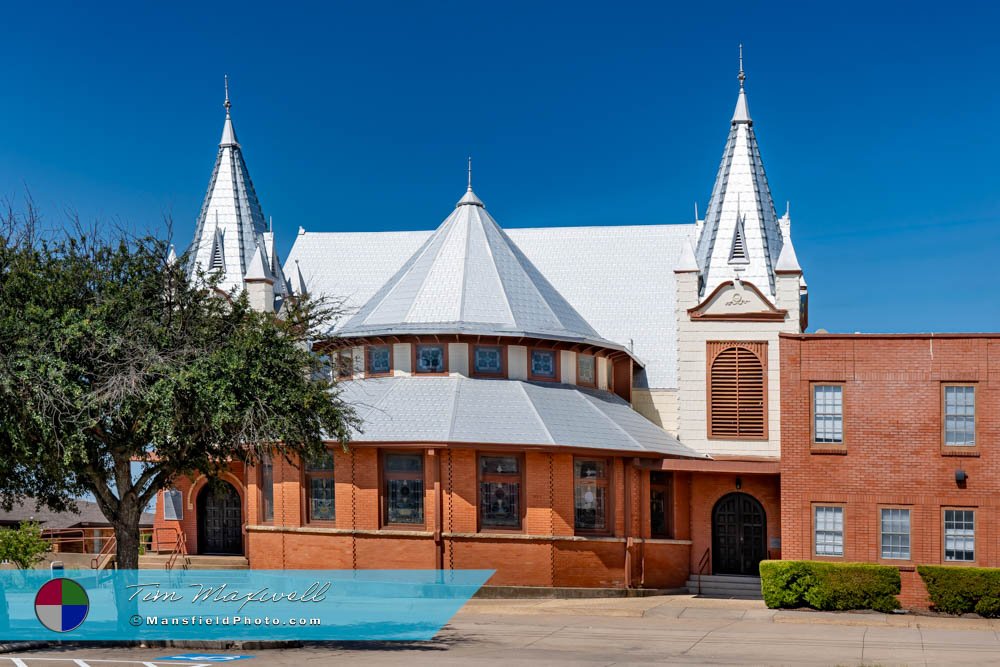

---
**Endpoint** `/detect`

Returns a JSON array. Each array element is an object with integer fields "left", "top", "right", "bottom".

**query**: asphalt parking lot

[{"left": 4, "top": 596, "right": 1000, "bottom": 666}]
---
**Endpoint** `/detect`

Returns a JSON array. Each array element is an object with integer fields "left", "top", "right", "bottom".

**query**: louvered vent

[
  {"left": 708, "top": 341, "right": 767, "bottom": 439},
  {"left": 729, "top": 217, "right": 749, "bottom": 264}
]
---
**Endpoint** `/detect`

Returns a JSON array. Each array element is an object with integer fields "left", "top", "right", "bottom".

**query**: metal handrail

[
  {"left": 90, "top": 535, "right": 117, "bottom": 570},
  {"left": 165, "top": 531, "right": 187, "bottom": 571},
  {"left": 696, "top": 547, "right": 711, "bottom": 596}
]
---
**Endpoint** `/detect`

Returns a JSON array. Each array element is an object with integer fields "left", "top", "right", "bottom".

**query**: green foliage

[
  {"left": 760, "top": 560, "right": 900, "bottom": 612},
  {"left": 918, "top": 565, "right": 1000, "bottom": 616},
  {"left": 0, "top": 521, "right": 50, "bottom": 569},
  {"left": 0, "top": 208, "right": 359, "bottom": 568}
]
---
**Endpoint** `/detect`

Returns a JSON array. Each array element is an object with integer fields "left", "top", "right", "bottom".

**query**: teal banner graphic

[{"left": 0, "top": 569, "right": 493, "bottom": 640}]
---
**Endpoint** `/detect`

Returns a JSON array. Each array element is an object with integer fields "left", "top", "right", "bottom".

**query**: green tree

[
  {"left": 0, "top": 207, "right": 358, "bottom": 569},
  {"left": 0, "top": 521, "right": 50, "bottom": 570}
]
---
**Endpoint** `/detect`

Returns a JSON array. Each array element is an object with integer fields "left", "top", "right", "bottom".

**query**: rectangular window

[
  {"left": 943, "top": 384, "right": 976, "bottom": 447},
  {"left": 472, "top": 345, "right": 504, "bottom": 376},
  {"left": 335, "top": 349, "right": 354, "bottom": 379},
  {"left": 163, "top": 488, "right": 184, "bottom": 522},
  {"left": 259, "top": 455, "right": 274, "bottom": 523},
  {"left": 384, "top": 453, "right": 424, "bottom": 526},
  {"left": 649, "top": 472, "right": 673, "bottom": 538},
  {"left": 813, "top": 385, "right": 843, "bottom": 444},
  {"left": 574, "top": 458, "right": 610, "bottom": 533},
  {"left": 577, "top": 354, "right": 596, "bottom": 387},
  {"left": 479, "top": 455, "right": 522, "bottom": 530},
  {"left": 366, "top": 345, "right": 391, "bottom": 376},
  {"left": 880, "top": 508, "right": 911, "bottom": 560},
  {"left": 814, "top": 506, "right": 844, "bottom": 556},
  {"left": 530, "top": 349, "right": 557, "bottom": 381},
  {"left": 944, "top": 509, "right": 975, "bottom": 562},
  {"left": 305, "top": 451, "right": 335, "bottom": 522},
  {"left": 414, "top": 344, "right": 446, "bottom": 374}
]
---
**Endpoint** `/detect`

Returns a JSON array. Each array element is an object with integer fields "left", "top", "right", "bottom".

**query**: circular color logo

[{"left": 34, "top": 577, "right": 89, "bottom": 633}]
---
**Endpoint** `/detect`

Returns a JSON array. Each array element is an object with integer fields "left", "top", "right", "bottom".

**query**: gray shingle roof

[
  {"left": 287, "top": 222, "right": 695, "bottom": 389},
  {"left": 335, "top": 189, "right": 620, "bottom": 351},
  {"left": 0, "top": 499, "right": 154, "bottom": 529},
  {"left": 338, "top": 376, "right": 707, "bottom": 458}
]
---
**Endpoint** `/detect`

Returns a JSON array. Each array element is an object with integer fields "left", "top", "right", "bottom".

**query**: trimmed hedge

[
  {"left": 918, "top": 565, "right": 1000, "bottom": 616},
  {"left": 759, "top": 560, "right": 900, "bottom": 612}
]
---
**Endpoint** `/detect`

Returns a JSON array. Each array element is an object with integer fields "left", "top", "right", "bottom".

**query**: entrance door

[
  {"left": 197, "top": 481, "right": 243, "bottom": 555},
  {"left": 712, "top": 492, "right": 766, "bottom": 575}
]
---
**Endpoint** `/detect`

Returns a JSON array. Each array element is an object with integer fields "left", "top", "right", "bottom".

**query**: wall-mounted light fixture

[
  {"left": 735, "top": 477, "right": 742, "bottom": 490},
  {"left": 956, "top": 469, "right": 968, "bottom": 485}
]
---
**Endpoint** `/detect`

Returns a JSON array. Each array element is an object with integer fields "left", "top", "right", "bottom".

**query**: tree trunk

[{"left": 112, "top": 502, "right": 142, "bottom": 570}]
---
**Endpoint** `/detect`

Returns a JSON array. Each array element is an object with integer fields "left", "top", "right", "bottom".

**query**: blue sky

[{"left": 0, "top": 1, "right": 997, "bottom": 332}]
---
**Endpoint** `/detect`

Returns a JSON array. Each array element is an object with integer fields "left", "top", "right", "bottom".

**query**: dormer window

[
  {"left": 414, "top": 344, "right": 446, "bottom": 374},
  {"left": 529, "top": 349, "right": 558, "bottom": 381}
]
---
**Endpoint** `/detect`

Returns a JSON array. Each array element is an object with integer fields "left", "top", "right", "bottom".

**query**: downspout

[
  {"left": 623, "top": 458, "right": 632, "bottom": 589},
  {"left": 431, "top": 449, "right": 444, "bottom": 570},
  {"left": 635, "top": 458, "right": 646, "bottom": 588}
]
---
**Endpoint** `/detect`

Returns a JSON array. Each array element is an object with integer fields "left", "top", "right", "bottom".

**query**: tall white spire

[
  {"left": 695, "top": 46, "right": 783, "bottom": 297},
  {"left": 187, "top": 77, "right": 271, "bottom": 297}
]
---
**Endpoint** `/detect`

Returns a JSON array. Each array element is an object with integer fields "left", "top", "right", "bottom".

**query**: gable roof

[
  {"left": 335, "top": 187, "right": 620, "bottom": 350},
  {"left": 0, "top": 499, "right": 154, "bottom": 529},
  {"left": 287, "top": 222, "right": 696, "bottom": 389}
]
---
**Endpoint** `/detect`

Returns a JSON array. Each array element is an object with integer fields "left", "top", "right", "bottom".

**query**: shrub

[
  {"left": 918, "top": 565, "right": 1000, "bottom": 617},
  {"left": 760, "top": 560, "right": 900, "bottom": 612},
  {"left": 0, "top": 521, "right": 50, "bottom": 569}
]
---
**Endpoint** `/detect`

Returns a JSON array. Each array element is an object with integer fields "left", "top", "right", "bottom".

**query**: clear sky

[{"left": 1, "top": 1, "right": 997, "bottom": 333}]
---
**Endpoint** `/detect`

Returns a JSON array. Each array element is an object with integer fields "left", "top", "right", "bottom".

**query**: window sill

[
  {"left": 811, "top": 446, "right": 847, "bottom": 455},
  {"left": 941, "top": 448, "right": 980, "bottom": 457}
]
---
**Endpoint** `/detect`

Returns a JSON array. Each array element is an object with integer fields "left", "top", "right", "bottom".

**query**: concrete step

[
  {"left": 685, "top": 575, "right": 762, "bottom": 599},
  {"left": 139, "top": 554, "right": 249, "bottom": 571}
]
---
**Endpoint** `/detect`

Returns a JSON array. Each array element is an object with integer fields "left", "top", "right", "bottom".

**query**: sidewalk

[{"left": 461, "top": 593, "right": 1000, "bottom": 630}]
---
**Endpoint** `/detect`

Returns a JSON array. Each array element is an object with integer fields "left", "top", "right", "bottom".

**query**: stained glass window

[
  {"left": 385, "top": 453, "right": 424, "bottom": 525},
  {"left": 473, "top": 346, "right": 504, "bottom": 375},
  {"left": 479, "top": 455, "right": 521, "bottom": 529},
  {"left": 259, "top": 455, "right": 274, "bottom": 523},
  {"left": 306, "top": 451, "right": 335, "bottom": 522},
  {"left": 574, "top": 458, "right": 609, "bottom": 532},
  {"left": 367, "top": 345, "right": 391, "bottom": 375},
  {"left": 415, "top": 344, "right": 445, "bottom": 373},
  {"left": 577, "top": 355, "right": 596, "bottom": 386},
  {"left": 530, "top": 349, "right": 557, "bottom": 379}
]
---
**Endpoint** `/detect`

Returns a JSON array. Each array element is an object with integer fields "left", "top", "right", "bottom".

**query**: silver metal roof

[
  {"left": 286, "top": 223, "right": 696, "bottom": 389},
  {"left": 338, "top": 376, "right": 706, "bottom": 458},
  {"left": 186, "top": 86, "right": 287, "bottom": 305},
  {"left": 695, "top": 63, "right": 785, "bottom": 297},
  {"left": 335, "top": 187, "right": 621, "bottom": 351}
]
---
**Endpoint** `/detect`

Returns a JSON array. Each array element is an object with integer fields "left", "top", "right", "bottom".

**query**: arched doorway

[
  {"left": 197, "top": 481, "right": 243, "bottom": 555},
  {"left": 712, "top": 492, "right": 766, "bottom": 575}
]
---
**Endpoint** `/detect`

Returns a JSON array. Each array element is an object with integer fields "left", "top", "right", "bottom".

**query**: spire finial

[
  {"left": 737, "top": 43, "right": 745, "bottom": 89},
  {"left": 467, "top": 155, "right": 473, "bottom": 191},
  {"left": 224, "top": 74, "right": 231, "bottom": 114}
]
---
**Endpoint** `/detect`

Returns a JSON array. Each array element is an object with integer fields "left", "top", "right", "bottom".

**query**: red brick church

[{"left": 153, "top": 61, "right": 996, "bottom": 603}]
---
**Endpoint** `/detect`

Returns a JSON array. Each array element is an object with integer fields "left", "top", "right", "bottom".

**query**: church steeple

[
  {"left": 695, "top": 47, "right": 785, "bottom": 297},
  {"left": 187, "top": 78, "right": 271, "bottom": 297}
]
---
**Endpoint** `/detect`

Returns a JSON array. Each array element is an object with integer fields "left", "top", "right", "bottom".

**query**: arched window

[{"left": 708, "top": 342, "right": 767, "bottom": 439}]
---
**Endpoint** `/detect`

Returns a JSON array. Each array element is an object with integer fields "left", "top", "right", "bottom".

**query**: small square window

[
  {"left": 814, "top": 506, "right": 843, "bottom": 556},
  {"left": 530, "top": 349, "right": 557, "bottom": 380},
  {"left": 415, "top": 344, "right": 446, "bottom": 374},
  {"left": 944, "top": 509, "right": 975, "bottom": 562},
  {"left": 880, "top": 508, "right": 911, "bottom": 560},
  {"left": 943, "top": 385, "right": 976, "bottom": 447},
  {"left": 473, "top": 346, "right": 504, "bottom": 375},
  {"left": 367, "top": 346, "right": 391, "bottom": 375},
  {"left": 577, "top": 355, "right": 596, "bottom": 386},
  {"left": 813, "top": 385, "right": 843, "bottom": 444}
]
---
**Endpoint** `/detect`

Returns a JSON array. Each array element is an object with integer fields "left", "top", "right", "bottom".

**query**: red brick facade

[{"left": 781, "top": 334, "right": 1000, "bottom": 606}]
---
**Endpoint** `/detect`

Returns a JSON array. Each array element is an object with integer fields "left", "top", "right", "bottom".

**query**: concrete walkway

[{"left": 6, "top": 596, "right": 1000, "bottom": 665}]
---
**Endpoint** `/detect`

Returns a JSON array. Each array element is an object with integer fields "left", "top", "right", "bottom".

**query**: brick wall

[{"left": 781, "top": 334, "right": 1000, "bottom": 607}]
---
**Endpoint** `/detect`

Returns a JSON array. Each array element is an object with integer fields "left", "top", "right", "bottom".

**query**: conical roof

[
  {"left": 336, "top": 188, "right": 619, "bottom": 348},
  {"left": 695, "top": 56, "right": 783, "bottom": 297},
  {"left": 187, "top": 85, "right": 269, "bottom": 295}
]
